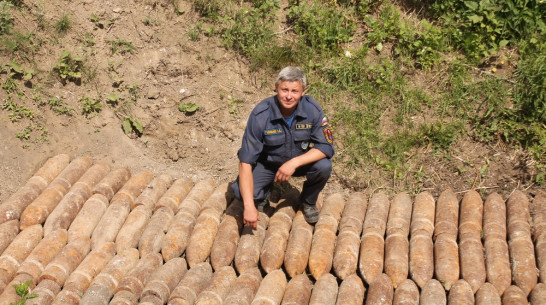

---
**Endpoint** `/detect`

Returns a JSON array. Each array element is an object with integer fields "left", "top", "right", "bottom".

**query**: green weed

[
  {"left": 287, "top": 1, "right": 355, "bottom": 53},
  {"left": 0, "top": 0, "right": 13, "bottom": 35},
  {"left": 55, "top": 13, "right": 71, "bottom": 34},
  {"left": 221, "top": 2, "right": 278, "bottom": 58},
  {"left": 188, "top": 22, "right": 202, "bottom": 41},
  {"left": 191, "top": 0, "right": 223, "bottom": 20},
  {"left": 2, "top": 100, "right": 34, "bottom": 122},
  {"left": 0, "top": 31, "right": 42, "bottom": 60},
  {"left": 226, "top": 96, "right": 244, "bottom": 115},
  {"left": 142, "top": 14, "right": 156, "bottom": 26},
  {"left": 81, "top": 96, "right": 102, "bottom": 117},
  {"left": 79, "top": 32, "right": 96, "bottom": 47},
  {"left": 15, "top": 123, "right": 48, "bottom": 144},
  {"left": 106, "top": 93, "right": 120, "bottom": 106},
  {"left": 7, "top": 61, "right": 34, "bottom": 80},
  {"left": 9, "top": 281, "right": 37, "bottom": 305},
  {"left": 107, "top": 38, "right": 137, "bottom": 55},
  {"left": 178, "top": 102, "right": 200, "bottom": 114},
  {"left": 53, "top": 50, "right": 83, "bottom": 83},
  {"left": 90, "top": 13, "right": 104, "bottom": 28},
  {"left": 2, "top": 74, "right": 21, "bottom": 95},
  {"left": 47, "top": 96, "right": 74, "bottom": 116},
  {"left": 90, "top": 13, "right": 114, "bottom": 29},
  {"left": 122, "top": 116, "right": 143, "bottom": 136},
  {"left": 34, "top": 4, "right": 46, "bottom": 30},
  {"left": 419, "top": 121, "right": 464, "bottom": 150},
  {"left": 127, "top": 83, "right": 140, "bottom": 101},
  {"left": 431, "top": 0, "right": 544, "bottom": 62}
]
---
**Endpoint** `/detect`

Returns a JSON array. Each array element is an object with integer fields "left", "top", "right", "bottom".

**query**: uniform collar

[{"left": 272, "top": 95, "right": 308, "bottom": 121}]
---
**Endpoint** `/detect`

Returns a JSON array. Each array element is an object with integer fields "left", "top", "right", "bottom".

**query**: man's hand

[
  {"left": 275, "top": 159, "right": 297, "bottom": 183},
  {"left": 275, "top": 149, "right": 328, "bottom": 183},
  {"left": 243, "top": 205, "right": 260, "bottom": 229}
]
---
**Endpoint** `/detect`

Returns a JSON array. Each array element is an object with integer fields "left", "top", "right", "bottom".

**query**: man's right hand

[{"left": 243, "top": 205, "right": 260, "bottom": 229}]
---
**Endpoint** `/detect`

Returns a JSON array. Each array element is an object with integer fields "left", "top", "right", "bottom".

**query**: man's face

[{"left": 275, "top": 80, "right": 306, "bottom": 116}]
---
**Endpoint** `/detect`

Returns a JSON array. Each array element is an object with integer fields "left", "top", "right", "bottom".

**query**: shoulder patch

[{"left": 321, "top": 116, "right": 329, "bottom": 127}]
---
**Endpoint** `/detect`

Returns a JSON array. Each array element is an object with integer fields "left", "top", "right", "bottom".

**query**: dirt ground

[{"left": 0, "top": 0, "right": 542, "bottom": 204}]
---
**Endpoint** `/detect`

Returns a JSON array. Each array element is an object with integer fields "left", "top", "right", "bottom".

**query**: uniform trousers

[{"left": 231, "top": 158, "right": 332, "bottom": 206}]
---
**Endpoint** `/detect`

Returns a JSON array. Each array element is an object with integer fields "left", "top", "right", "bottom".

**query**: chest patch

[
  {"left": 296, "top": 123, "right": 313, "bottom": 130},
  {"left": 264, "top": 128, "right": 283, "bottom": 135}
]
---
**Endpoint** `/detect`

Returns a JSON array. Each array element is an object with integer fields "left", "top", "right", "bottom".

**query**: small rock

[
  {"left": 167, "top": 149, "right": 179, "bottom": 161},
  {"left": 147, "top": 89, "right": 160, "bottom": 99}
]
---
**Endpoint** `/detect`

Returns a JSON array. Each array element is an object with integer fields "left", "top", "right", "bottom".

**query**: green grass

[{"left": 55, "top": 13, "right": 71, "bottom": 34}]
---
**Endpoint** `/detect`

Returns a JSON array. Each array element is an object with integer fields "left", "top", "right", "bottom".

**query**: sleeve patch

[{"left": 323, "top": 126, "right": 333, "bottom": 143}]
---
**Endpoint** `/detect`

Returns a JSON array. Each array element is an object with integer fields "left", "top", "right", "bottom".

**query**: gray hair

[{"left": 276, "top": 66, "right": 307, "bottom": 89}]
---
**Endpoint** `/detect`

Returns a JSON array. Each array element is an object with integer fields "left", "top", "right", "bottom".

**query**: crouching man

[{"left": 231, "top": 66, "right": 334, "bottom": 229}]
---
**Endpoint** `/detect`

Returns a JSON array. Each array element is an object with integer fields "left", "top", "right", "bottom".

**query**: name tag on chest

[
  {"left": 295, "top": 123, "right": 312, "bottom": 130},
  {"left": 264, "top": 128, "right": 283, "bottom": 135}
]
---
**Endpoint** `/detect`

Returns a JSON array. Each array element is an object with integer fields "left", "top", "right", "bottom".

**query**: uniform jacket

[{"left": 238, "top": 95, "right": 334, "bottom": 166}]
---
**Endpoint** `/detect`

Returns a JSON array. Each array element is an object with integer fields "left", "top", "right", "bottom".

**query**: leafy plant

[
  {"left": 431, "top": 0, "right": 545, "bottom": 61},
  {"left": 420, "top": 121, "right": 463, "bottom": 150},
  {"left": 53, "top": 50, "right": 83, "bottom": 83},
  {"left": 122, "top": 116, "right": 143, "bottom": 136},
  {"left": 10, "top": 281, "right": 37, "bottom": 305},
  {"left": 7, "top": 61, "right": 34, "bottom": 80},
  {"left": 81, "top": 97, "right": 102, "bottom": 116},
  {"left": 178, "top": 102, "right": 200, "bottom": 114},
  {"left": 106, "top": 93, "right": 120, "bottom": 106}
]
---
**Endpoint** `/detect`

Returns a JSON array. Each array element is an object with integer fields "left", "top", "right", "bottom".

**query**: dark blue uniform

[{"left": 232, "top": 94, "right": 334, "bottom": 206}]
